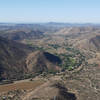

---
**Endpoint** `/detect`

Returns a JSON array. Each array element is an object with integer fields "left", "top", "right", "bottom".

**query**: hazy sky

[{"left": 0, "top": 0, "right": 100, "bottom": 23}]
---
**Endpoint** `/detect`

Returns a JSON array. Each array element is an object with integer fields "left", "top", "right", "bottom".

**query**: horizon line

[{"left": 0, "top": 22, "right": 100, "bottom": 24}]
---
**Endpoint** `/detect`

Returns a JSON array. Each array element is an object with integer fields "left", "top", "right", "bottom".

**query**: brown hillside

[
  {"left": 0, "top": 30, "right": 44, "bottom": 41},
  {"left": 90, "top": 35, "right": 100, "bottom": 50},
  {"left": 0, "top": 37, "right": 61, "bottom": 80},
  {"left": 0, "top": 36, "right": 33, "bottom": 80},
  {"left": 26, "top": 51, "right": 61, "bottom": 73}
]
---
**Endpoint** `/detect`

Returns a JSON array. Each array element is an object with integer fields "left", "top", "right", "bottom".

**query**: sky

[{"left": 0, "top": 0, "right": 100, "bottom": 23}]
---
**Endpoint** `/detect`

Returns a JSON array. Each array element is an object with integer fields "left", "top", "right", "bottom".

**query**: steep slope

[
  {"left": 0, "top": 37, "right": 61, "bottom": 80},
  {"left": 26, "top": 51, "right": 61, "bottom": 73},
  {"left": 0, "top": 36, "right": 33, "bottom": 80},
  {"left": 89, "top": 35, "right": 100, "bottom": 50}
]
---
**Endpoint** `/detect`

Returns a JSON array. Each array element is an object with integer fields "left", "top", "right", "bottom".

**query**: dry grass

[{"left": 0, "top": 80, "right": 44, "bottom": 93}]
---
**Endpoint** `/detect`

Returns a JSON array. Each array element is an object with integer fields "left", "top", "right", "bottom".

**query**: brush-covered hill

[
  {"left": 26, "top": 51, "right": 61, "bottom": 74},
  {"left": 0, "top": 37, "right": 61, "bottom": 80},
  {"left": 0, "top": 36, "right": 33, "bottom": 80},
  {"left": 0, "top": 30, "right": 44, "bottom": 41},
  {"left": 89, "top": 35, "right": 100, "bottom": 50},
  {"left": 53, "top": 26, "right": 96, "bottom": 35},
  {"left": 22, "top": 81, "right": 76, "bottom": 100}
]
